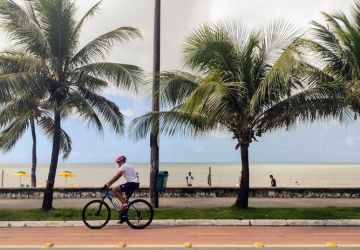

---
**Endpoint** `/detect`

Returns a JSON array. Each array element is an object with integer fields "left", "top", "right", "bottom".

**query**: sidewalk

[
  {"left": 2, "top": 219, "right": 360, "bottom": 228},
  {"left": 2, "top": 197, "right": 360, "bottom": 209}
]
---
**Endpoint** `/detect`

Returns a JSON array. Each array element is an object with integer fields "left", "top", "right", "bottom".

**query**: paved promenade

[{"left": 2, "top": 197, "right": 360, "bottom": 209}]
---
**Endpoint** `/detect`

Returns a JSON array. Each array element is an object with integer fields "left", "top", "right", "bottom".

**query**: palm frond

[
  {"left": 250, "top": 40, "right": 303, "bottom": 113},
  {"left": 71, "top": 73, "right": 108, "bottom": 92},
  {"left": 0, "top": 0, "right": 52, "bottom": 58},
  {"left": 0, "top": 91, "right": 44, "bottom": 128},
  {"left": 71, "top": 26, "right": 141, "bottom": 65},
  {"left": 75, "top": 62, "right": 143, "bottom": 93},
  {"left": 0, "top": 115, "right": 28, "bottom": 151},
  {"left": 32, "top": 0, "right": 77, "bottom": 64},
  {"left": 59, "top": 90, "right": 103, "bottom": 133},
  {"left": 0, "top": 72, "right": 42, "bottom": 100},
  {"left": 0, "top": 50, "right": 43, "bottom": 73},
  {"left": 129, "top": 110, "right": 218, "bottom": 141},
  {"left": 181, "top": 74, "right": 245, "bottom": 124},
  {"left": 158, "top": 71, "right": 201, "bottom": 108},
  {"left": 183, "top": 21, "right": 240, "bottom": 76},
  {"left": 76, "top": 87, "right": 124, "bottom": 135},
  {"left": 262, "top": 19, "right": 301, "bottom": 65},
  {"left": 71, "top": 1, "right": 102, "bottom": 47},
  {"left": 256, "top": 82, "right": 348, "bottom": 132},
  {"left": 37, "top": 116, "right": 72, "bottom": 159}
]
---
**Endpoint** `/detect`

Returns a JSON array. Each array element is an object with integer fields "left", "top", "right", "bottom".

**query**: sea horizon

[
  {"left": 2, "top": 161, "right": 360, "bottom": 164},
  {"left": 1, "top": 162, "right": 360, "bottom": 188}
]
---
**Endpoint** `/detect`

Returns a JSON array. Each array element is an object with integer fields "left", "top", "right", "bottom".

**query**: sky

[{"left": 1, "top": 0, "right": 360, "bottom": 163}]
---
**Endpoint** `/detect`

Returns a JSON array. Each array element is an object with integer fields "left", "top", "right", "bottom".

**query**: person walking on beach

[
  {"left": 103, "top": 156, "right": 139, "bottom": 216},
  {"left": 269, "top": 174, "right": 277, "bottom": 187},
  {"left": 207, "top": 166, "right": 212, "bottom": 186},
  {"left": 186, "top": 172, "right": 194, "bottom": 186}
]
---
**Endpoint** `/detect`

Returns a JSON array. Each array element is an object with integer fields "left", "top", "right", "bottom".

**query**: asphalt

[{"left": 1, "top": 226, "right": 360, "bottom": 249}]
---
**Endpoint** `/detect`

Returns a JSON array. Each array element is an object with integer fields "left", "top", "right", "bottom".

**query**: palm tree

[
  {"left": 0, "top": 86, "right": 72, "bottom": 187},
  {"left": 303, "top": 0, "right": 360, "bottom": 116},
  {"left": 0, "top": 51, "right": 72, "bottom": 187},
  {"left": 0, "top": 0, "right": 143, "bottom": 209},
  {"left": 150, "top": 0, "right": 161, "bottom": 208},
  {"left": 130, "top": 21, "right": 344, "bottom": 209}
]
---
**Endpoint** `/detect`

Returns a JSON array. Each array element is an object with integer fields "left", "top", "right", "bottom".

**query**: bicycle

[{"left": 82, "top": 188, "right": 154, "bottom": 229}]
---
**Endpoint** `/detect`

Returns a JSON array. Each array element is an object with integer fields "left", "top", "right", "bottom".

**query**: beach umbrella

[
  {"left": 57, "top": 171, "right": 76, "bottom": 186},
  {"left": 12, "top": 171, "right": 29, "bottom": 187}
]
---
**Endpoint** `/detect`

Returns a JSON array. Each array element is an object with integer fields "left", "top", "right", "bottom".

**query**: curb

[{"left": 1, "top": 219, "right": 360, "bottom": 228}]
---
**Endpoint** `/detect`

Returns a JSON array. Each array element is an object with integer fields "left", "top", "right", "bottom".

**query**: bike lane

[{"left": 1, "top": 226, "right": 360, "bottom": 247}]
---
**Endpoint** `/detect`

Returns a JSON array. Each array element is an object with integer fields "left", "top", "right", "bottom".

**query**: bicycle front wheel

[
  {"left": 82, "top": 200, "right": 111, "bottom": 229},
  {"left": 125, "top": 199, "right": 154, "bottom": 229}
]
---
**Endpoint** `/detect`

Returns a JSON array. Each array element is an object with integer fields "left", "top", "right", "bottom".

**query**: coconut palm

[
  {"left": 303, "top": 0, "right": 360, "bottom": 116},
  {"left": 0, "top": 0, "right": 143, "bottom": 209},
  {"left": 150, "top": 0, "right": 161, "bottom": 208},
  {"left": 0, "top": 75, "right": 72, "bottom": 187},
  {"left": 130, "top": 21, "right": 344, "bottom": 209}
]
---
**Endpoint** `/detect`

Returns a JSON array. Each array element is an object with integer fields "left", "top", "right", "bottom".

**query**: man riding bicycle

[{"left": 103, "top": 156, "right": 139, "bottom": 214}]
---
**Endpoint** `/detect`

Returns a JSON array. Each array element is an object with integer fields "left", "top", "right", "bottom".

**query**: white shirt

[
  {"left": 118, "top": 163, "right": 139, "bottom": 183},
  {"left": 186, "top": 175, "right": 193, "bottom": 185}
]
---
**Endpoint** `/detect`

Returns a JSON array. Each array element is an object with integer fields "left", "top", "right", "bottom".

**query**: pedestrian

[
  {"left": 269, "top": 174, "right": 277, "bottom": 187},
  {"left": 207, "top": 166, "right": 211, "bottom": 186},
  {"left": 186, "top": 171, "right": 194, "bottom": 186}
]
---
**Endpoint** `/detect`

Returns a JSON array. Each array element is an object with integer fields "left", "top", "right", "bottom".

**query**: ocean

[{"left": 0, "top": 162, "right": 360, "bottom": 188}]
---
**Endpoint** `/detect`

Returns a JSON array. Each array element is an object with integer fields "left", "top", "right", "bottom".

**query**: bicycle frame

[{"left": 102, "top": 190, "right": 120, "bottom": 210}]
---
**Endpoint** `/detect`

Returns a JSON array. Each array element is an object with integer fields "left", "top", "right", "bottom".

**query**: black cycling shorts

[{"left": 120, "top": 182, "right": 139, "bottom": 198}]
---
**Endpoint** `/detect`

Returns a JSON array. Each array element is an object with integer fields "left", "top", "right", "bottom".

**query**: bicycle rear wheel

[
  {"left": 82, "top": 200, "right": 111, "bottom": 229},
  {"left": 125, "top": 199, "right": 154, "bottom": 229}
]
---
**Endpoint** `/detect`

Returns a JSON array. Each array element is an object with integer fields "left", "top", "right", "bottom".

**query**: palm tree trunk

[
  {"left": 235, "top": 143, "right": 250, "bottom": 209},
  {"left": 30, "top": 118, "right": 37, "bottom": 187},
  {"left": 42, "top": 106, "right": 61, "bottom": 210},
  {"left": 150, "top": 0, "right": 161, "bottom": 208}
]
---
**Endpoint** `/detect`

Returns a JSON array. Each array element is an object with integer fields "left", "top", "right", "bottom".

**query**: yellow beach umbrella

[
  {"left": 57, "top": 171, "right": 76, "bottom": 186},
  {"left": 12, "top": 171, "right": 29, "bottom": 187}
]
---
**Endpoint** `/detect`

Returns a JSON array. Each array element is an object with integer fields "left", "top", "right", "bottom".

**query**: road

[{"left": 1, "top": 226, "right": 360, "bottom": 248}]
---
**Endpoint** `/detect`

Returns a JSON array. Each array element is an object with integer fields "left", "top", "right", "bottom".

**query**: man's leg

[
  {"left": 113, "top": 186, "right": 128, "bottom": 224},
  {"left": 112, "top": 186, "right": 126, "bottom": 205}
]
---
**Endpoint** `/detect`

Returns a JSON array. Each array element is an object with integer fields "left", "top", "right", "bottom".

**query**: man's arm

[{"left": 106, "top": 171, "right": 123, "bottom": 187}]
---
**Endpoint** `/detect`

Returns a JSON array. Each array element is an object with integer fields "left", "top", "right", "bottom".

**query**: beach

[{"left": 1, "top": 162, "right": 360, "bottom": 188}]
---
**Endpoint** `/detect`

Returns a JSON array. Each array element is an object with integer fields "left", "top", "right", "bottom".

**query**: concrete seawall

[{"left": 1, "top": 187, "right": 360, "bottom": 199}]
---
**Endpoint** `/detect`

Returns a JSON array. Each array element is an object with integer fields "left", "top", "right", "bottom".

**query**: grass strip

[{"left": 1, "top": 207, "right": 360, "bottom": 221}]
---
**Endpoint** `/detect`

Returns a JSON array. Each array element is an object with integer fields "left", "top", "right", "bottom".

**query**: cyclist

[{"left": 103, "top": 156, "right": 140, "bottom": 217}]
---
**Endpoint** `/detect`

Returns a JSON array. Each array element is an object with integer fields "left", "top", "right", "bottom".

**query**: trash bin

[{"left": 156, "top": 171, "right": 169, "bottom": 192}]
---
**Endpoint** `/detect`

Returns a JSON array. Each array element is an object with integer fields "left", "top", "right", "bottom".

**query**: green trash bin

[{"left": 156, "top": 171, "right": 169, "bottom": 192}]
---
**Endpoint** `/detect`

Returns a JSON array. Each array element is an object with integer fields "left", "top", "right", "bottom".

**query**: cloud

[
  {"left": 344, "top": 137, "right": 360, "bottom": 147},
  {"left": 102, "top": 86, "right": 148, "bottom": 100},
  {"left": 194, "top": 147, "right": 204, "bottom": 153},
  {"left": 208, "top": 130, "right": 231, "bottom": 139},
  {"left": 122, "top": 103, "right": 151, "bottom": 120},
  {"left": 324, "top": 119, "right": 342, "bottom": 132}
]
